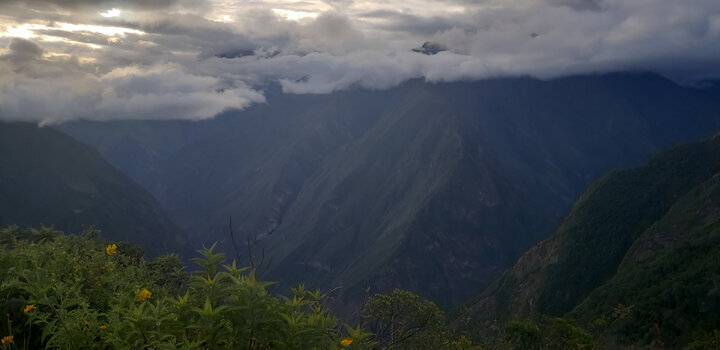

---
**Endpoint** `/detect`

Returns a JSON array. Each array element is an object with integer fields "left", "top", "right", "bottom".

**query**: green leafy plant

[{"left": 0, "top": 226, "right": 377, "bottom": 349}]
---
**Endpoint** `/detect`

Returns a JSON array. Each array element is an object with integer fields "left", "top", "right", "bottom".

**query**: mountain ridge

[
  {"left": 58, "top": 72, "right": 720, "bottom": 311},
  {"left": 466, "top": 135, "right": 720, "bottom": 347},
  {"left": 0, "top": 121, "right": 189, "bottom": 257}
]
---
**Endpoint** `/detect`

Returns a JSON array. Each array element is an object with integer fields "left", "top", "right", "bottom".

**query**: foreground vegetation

[
  {"left": 4, "top": 225, "right": 717, "bottom": 349},
  {"left": 0, "top": 226, "right": 483, "bottom": 349}
]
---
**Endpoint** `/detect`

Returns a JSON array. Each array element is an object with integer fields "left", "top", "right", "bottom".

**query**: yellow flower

[
  {"left": 105, "top": 244, "right": 118, "bottom": 256},
  {"left": 23, "top": 304, "right": 36, "bottom": 313},
  {"left": 340, "top": 337, "right": 354, "bottom": 346},
  {"left": 98, "top": 325, "right": 107, "bottom": 331},
  {"left": 82, "top": 321, "right": 90, "bottom": 328},
  {"left": 1, "top": 336, "right": 13, "bottom": 345},
  {"left": 135, "top": 288, "right": 152, "bottom": 301}
]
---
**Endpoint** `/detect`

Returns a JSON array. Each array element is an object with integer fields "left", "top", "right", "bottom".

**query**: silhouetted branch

[
  {"left": 246, "top": 231, "right": 271, "bottom": 277},
  {"left": 228, "top": 217, "right": 242, "bottom": 262},
  {"left": 247, "top": 235, "right": 254, "bottom": 270}
]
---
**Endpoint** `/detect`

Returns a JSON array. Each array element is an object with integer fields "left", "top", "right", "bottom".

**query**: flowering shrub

[
  {"left": 134, "top": 288, "right": 152, "bottom": 302},
  {"left": 105, "top": 244, "right": 118, "bottom": 256},
  {"left": 0, "top": 226, "right": 374, "bottom": 349}
]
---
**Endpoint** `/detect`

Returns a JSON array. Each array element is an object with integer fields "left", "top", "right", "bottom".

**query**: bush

[
  {"left": 0, "top": 226, "right": 374, "bottom": 349},
  {"left": 503, "top": 318, "right": 601, "bottom": 350},
  {"left": 686, "top": 330, "right": 720, "bottom": 350},
  {"left": 363, "top": 289, "right": 483, "bottom": 349}
]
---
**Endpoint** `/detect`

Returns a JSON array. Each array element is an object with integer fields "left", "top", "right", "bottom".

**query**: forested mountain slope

[
  {"left": 0, "top": 122, "right": 188, "bottom": 256},
  {"left": 468, "top": 135, "right": 720, "bottom": 348}
]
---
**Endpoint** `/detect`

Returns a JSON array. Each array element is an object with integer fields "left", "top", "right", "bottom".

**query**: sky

[{"left": 0, "top": 0, "right": 719, "bottom": 123}]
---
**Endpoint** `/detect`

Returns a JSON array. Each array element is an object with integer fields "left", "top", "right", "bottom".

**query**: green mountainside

[
  {"left": 468, "top": 135, "right": 720, "bottom": 348},
  {"left": 0, "top": 122, "right": 188, "bottom": 256},
  {"left": 59, "top": 73, "right": 720, "bottom": 312}
]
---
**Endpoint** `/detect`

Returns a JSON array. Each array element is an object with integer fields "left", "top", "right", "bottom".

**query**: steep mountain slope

[
  {"left": 59, "top": 73, "right": 720, "bottom": 310},
  {"left": 570, "top": 158, "right": 720, "bottom": 347},
  {"left": 0, "top": 122, "right": 188, "bottom": 256},
  {"left": 468, "top": 136, "right": 720, "bottom": 347}
]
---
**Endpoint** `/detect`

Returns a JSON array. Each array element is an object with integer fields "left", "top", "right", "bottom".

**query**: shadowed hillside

[{"left": 0, "top": 122, "right": 188, "bottom": 256}]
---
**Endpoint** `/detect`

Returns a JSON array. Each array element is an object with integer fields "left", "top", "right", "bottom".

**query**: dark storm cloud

[
  {"left": 3, "top": 0, "right": 182, "bottom": 11},
  {"left": 358, "top": 10, "right": 456, "bottom": 36},
  {"left": 4, "top": 38, "right": 43, "bottom": 61},
  {"left": 0, "top": 0, "right": 719, "bottom": 123},
  {"left": 115, "top": 16, "right": 259, "bottom": 57},
  {"left": 548, "top": 0, "right": 604, "bottom": 11}
]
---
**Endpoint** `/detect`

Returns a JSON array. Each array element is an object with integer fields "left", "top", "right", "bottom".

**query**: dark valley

[{"left": 58, "top": 73, "right": 720, "bottom": 313}]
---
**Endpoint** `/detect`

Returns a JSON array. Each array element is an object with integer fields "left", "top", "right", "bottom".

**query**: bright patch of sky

[
  {"left": 100, "top": 8, "right": 121, "bottom": 18},
  {"left": 271, "top": 9, "right": 320, "bottom": 21}
]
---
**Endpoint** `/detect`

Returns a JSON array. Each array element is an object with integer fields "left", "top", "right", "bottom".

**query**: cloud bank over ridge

[{"left": 1, "top": 0, "right": 719, "bottom": 122}]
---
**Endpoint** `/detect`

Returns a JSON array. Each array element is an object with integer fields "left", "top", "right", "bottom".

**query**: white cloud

[
  {"left": 0, "top": 0, "right": 719, "bottom": 122},
  {"left": 0, "top": 46, "right": 263, "bottom": 123},
  {"left": 100, "top": 8, "right": 121, "bottom": 18}
]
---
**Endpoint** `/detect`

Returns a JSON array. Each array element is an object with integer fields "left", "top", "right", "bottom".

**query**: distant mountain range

[
  {"left": 468, "top": 135, "right": 720, "bottom": 348},
  {"left": 56, "top": 72, "right": 720, "bottom": 313},
  {"left": 0, "top": 122, "right": 188, "bottom": 257}
]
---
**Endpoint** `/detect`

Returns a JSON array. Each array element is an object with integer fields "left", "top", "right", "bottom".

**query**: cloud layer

[{"left": 1, "top": 0, "right": 719, "bottom": 122}]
